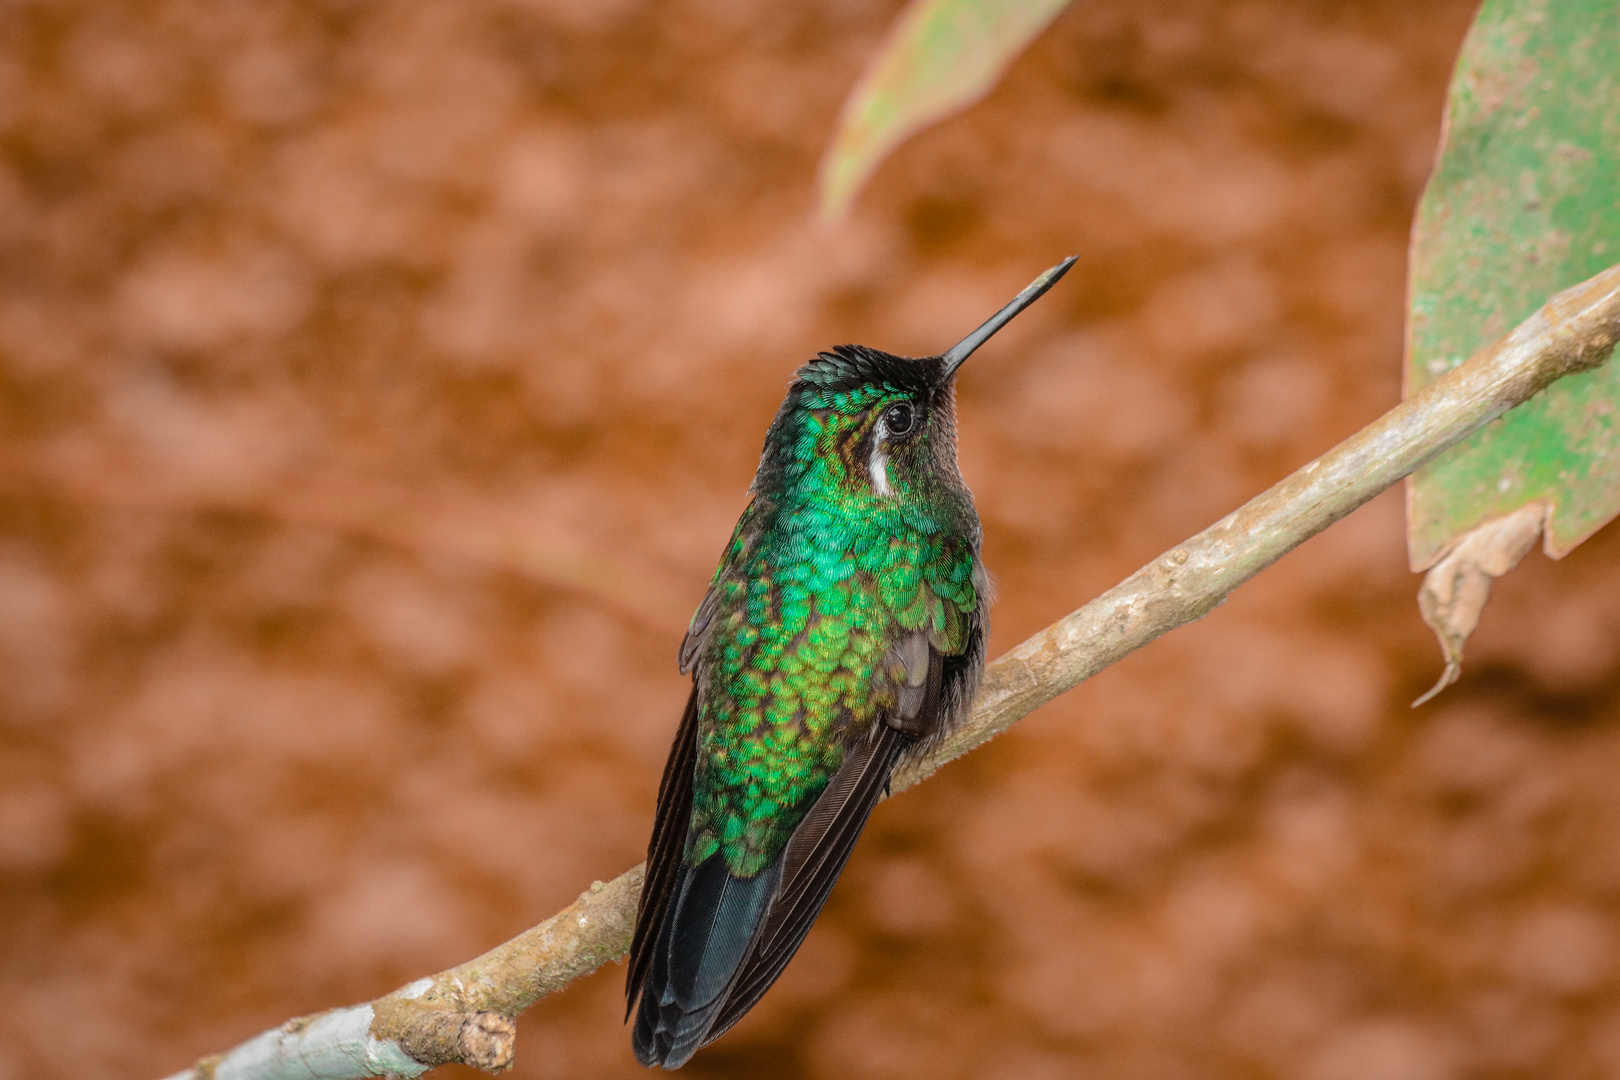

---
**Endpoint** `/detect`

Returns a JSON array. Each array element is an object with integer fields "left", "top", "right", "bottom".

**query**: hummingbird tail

[
  {"left": 629, "top": 725, "right": 908, "bottom": 1068},
  {"left": 632, "top": 854, "right": 783, "bottom": 1068}
]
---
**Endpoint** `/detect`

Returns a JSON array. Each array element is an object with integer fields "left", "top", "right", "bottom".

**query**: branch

[{"left": 160, "top": 262, "right": 1620, "bottom": 1080}]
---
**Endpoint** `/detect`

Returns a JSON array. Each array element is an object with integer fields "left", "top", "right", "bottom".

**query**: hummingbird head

[{"left": 755, "top": 257, "right": 1077, "bottom": 509}]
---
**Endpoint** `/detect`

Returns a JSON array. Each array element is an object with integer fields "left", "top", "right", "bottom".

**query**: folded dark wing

[{"left": 705, "top": 722, "right": 909, "bottom": 1041}]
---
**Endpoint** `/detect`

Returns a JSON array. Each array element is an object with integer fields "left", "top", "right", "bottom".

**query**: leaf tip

[{"left": 1411, "top": 661, "right": 1461, "bottom": 708}]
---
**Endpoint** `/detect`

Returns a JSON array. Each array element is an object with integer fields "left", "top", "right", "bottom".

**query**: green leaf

[
  {"left": 1407, "top": 0, "right": 1620, "bottom": 569},
  {"left": 817, "top": 0, "right": 1076, "bottom": 221}
]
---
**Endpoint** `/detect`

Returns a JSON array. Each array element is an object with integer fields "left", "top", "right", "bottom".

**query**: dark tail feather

[{"left": 633, "top": 854, "right": 783, "bottom": 1069}]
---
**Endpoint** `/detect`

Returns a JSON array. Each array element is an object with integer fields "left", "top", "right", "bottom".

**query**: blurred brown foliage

[{"left": 4, "top": 1, "right": 1620, "bottom": 1078}]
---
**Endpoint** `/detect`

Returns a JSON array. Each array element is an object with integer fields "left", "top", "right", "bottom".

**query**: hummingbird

[{"left": 626, "top": 257, "right": 1077, "bottom": 1069}]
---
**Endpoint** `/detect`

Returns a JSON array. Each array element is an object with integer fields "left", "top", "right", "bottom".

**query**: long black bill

[{"left": 938, "top": 255, "right": 1078, "bottom": 379}]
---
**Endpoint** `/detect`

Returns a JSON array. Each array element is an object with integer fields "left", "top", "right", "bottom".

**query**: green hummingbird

[{"left": 626, "top": 257, "right": 1077, "bottom": 1069}]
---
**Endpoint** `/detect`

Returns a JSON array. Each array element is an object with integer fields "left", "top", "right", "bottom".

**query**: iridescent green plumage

[
  {"left": 689, "top": 367, "right": 982, "bottom": 875},
  {"left": 627, "top": 258, "right": 1075, "bottom": 1070}
]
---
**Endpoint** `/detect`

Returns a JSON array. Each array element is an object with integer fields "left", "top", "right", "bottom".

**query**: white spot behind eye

[{"left": 869, "top": 442, "right": 893, "bottom": 497}]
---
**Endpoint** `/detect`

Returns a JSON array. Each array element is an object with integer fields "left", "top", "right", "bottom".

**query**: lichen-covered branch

[{"left": 159, "top": 261, "right": 1620, "bottom": 1080}]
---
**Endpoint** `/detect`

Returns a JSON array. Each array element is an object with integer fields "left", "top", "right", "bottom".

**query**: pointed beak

[{"left": 938, "top": 255, "right": 1078, "bottom": 380}]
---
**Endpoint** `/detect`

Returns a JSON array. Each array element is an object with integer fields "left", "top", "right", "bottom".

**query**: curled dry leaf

[{"left": 1413, "top": 501, "right": 1546, "bottom": 706}]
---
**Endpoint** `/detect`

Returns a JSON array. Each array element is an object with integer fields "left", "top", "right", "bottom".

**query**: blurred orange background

[{"left": 7, "top": 1, "right": 1620, "bottom": 1078}]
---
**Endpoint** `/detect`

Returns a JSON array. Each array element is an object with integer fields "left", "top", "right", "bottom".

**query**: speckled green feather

[{"left": 684, "top": 355, "right": 981, "bottom": 876}]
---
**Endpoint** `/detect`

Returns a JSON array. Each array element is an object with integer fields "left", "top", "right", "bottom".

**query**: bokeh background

[{"left": 6, "top": 0, "right": 1620, "bottom": 1077}]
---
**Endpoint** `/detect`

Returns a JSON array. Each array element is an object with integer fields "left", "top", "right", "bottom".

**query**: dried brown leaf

[{"left": 1412, "top": 501, "right": 1546, "bottom": 706}]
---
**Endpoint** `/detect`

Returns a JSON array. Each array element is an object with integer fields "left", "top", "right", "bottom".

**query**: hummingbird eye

[{"left": 883, "top": 401, "right": 917, "bottom": 437}]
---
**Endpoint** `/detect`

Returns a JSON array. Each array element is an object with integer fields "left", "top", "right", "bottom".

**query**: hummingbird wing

[
  {"left": 678, "top": 503, "right": 759, "bottom": 675},
  {"left": 625, "top": 685, "right": 702, "bottom": 1020},
  {"left": 677, "top": 585, "right": 723, "bottom": 674},
  {"left": 701, "top": 632, "right": 948, "bottom": 1042},
  {"left": 630, "top": 705, "right": 916, "bottom": 1067},
  {"left": 703, "top": 720, "right": 910, "bottom": 1043}
]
